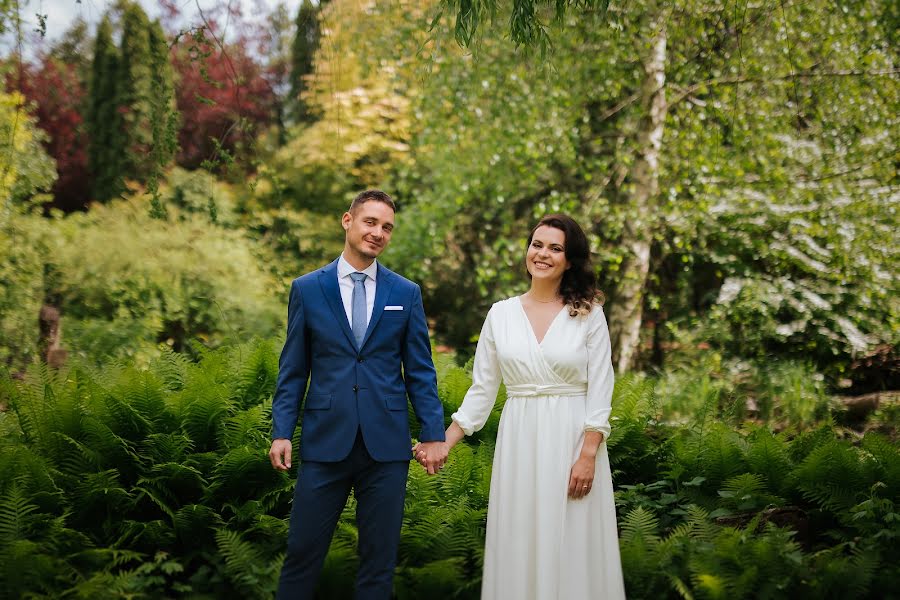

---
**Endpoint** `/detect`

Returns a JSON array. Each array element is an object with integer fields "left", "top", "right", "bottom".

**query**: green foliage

[
  {"left": 289, "top": 0, "right": 324, "bottom": 123},
  {"left": 87, "top": 3, "right": 177, "bottom": 204},
  {"left": 0, "top": 90, "right": 57, "bottom": 204},
  {"left": 0, "top": 340, "right": 288, "bottom": 597},
  {"left": 0, "top": 90, "right": 58, "bottom": 370},
  {"left": 87, "top": 16, "right": 123, "bottom": 202},
  {"left": 438, "top": 0, "right": 611, "bottom": 49},
  {"left": 316, "top": 0, "right": 899, "bottom": 375},
  {"left": 1, "top": 341, "right": 898, "bottom": 598},
  {"left": 53, "top": 195, "right": 282, "bottom": 361}
]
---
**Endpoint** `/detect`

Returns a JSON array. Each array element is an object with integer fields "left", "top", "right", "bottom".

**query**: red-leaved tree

[
  {"left": 9, "top": 57, "right": 90, "bottom": 212},
  {"left": 172, "top": 31, "right": 276, "bottom": 172}
]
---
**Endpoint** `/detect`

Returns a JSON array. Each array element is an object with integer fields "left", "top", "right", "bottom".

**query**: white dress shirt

[{"left": 337, "top": 254, "right": 377, "bottom": 331}]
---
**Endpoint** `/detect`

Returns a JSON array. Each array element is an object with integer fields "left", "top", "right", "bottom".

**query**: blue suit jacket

[{"left": 271, "top": 259, "right": 445, "bottom": 462}]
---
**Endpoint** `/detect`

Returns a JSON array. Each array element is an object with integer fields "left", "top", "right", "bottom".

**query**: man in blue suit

[{"left": 269, "top": 190, "right": 448, "bottom": 599}]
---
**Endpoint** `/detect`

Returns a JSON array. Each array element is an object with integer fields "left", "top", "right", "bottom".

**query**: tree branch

[{"left": 670, "top": 68, "right": 900, "bottom": 106}]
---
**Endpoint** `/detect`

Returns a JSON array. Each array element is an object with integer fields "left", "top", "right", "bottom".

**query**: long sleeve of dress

[
  {"left": 584, "top": 306, "right": 614, "bottom": 437},
  {"left": 451, "top": 305, "right": 503, "bottom": 436}
]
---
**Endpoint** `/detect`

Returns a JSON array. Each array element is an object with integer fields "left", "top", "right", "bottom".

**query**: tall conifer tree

[
  {"left": 87, "top": 16, "right": 123, "bottom": 202},
  {"left": 116, "top": 2, "right": 154, "bottom": 181},
  {"left": 147, "top": 19, "right": 178, "bottom": 217},
  {"left": 289, "top": 0, "right": 326, "bottom": 123},
  {"left": 86, "top": 3, "right": 175, "bottom": 203}
]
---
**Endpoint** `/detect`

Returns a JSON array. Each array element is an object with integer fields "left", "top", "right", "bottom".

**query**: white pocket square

[{"left": 384, "top": 305, "right": 404, "bottom": 311}]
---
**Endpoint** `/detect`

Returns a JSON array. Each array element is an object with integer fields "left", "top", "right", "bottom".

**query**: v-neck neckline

[{"left": 518, "top": 296, "right": 566, "bottom": 346}]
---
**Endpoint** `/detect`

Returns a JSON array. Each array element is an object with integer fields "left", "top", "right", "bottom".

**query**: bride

[{"left": 419, "top": 213, "right": 625, "bottom": 599}]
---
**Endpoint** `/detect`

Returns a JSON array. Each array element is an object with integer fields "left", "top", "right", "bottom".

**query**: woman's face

[{"left": 526, "top": 225, "right": 570, "bottom": 284}]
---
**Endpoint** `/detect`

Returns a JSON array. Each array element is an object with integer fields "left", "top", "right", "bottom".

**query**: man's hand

[
  {"left": 269, "top": 438, "right": 292, "bottom": 471},
  {"left": 412, "top": 441, "right": 449, "bottom": 475}
]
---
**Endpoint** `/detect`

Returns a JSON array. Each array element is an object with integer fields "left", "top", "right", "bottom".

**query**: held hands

[{"left": 412, "top": 441, "right": 449, "bottom": 475}]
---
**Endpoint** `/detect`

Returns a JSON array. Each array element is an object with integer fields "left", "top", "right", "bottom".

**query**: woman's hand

[
  {"left": 568, "top": 430, "right": 604, "bottom": 499},
  {"left": 568, "top": 455, "right": 596, "bottom": 499}
]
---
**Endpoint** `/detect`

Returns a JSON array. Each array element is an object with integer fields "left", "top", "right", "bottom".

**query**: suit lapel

[
  {"left": 318, "top": 260, "right": 357, "bottom": 349},
  {"left": 360, "top": 264, "right": 396, "bottom": 350}
]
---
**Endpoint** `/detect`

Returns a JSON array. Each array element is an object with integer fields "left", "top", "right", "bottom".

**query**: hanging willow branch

[{"left": 437, "top": 0, "right": 611, "bottom": 48}]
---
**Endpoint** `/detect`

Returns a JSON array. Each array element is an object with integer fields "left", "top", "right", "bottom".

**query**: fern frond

[
  {"left": 621, "top": 506, "right": 660, "bottom": 545},
  {"left": 231, "top": 339, "right": 279, "bottom": 410},
  {"left": 684, "top": 505, "right": 717, "bottom": 543},
  {"left": 745, "top": 428, "right": 793, "bottom": 496},
  {"left": 438, "top": 442, "right": 477, "bottom": 500},
  {"left": 695, "top": 424, "right": 747, "bottom": 489},
  {"left": 611, "top": 373, "right": 656, "bottom": 422},
  {"left": 116, "top": 368, "right": 169, "bottom": 429},
  {"left": 861, "top": 432, "right": 900, "bottom": 499},
  {"left": 0, "top": 486, "right": 39, "bottom": 544},
  {"left": 794, "top": 441, "right": 867, "bottom": 511},
  {"left": 149, "top": 347, "right": 192, "bottom": 391},
  {"left": 669, "top": 574, "right": 695, "bottom": 600},
  {"left": 395, "top": 557, "right": 468, "bottom": 598},
  {"left": 208, "top": 446, "right": 279, "bottom": 504},
  {"left": 220, "top": 404, "right": 270, "bottom": 450},
  {"left": 215, "top": 528, "right": 279, "bottom": 599},
  {"left": 438, "top": 367, "right": 474, "bottom": 414}
]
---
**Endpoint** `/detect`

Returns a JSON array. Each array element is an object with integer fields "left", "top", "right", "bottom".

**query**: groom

[{"left": 269, "top": 189, "right": 449, "bottom": 599}]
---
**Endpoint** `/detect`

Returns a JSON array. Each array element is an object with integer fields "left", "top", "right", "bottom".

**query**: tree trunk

[
  {"left": 606, "top": 20, "right": 668, "bottom": 373},
  {"left": 39, "top": 304, "right": 67, "bottom": 368}
]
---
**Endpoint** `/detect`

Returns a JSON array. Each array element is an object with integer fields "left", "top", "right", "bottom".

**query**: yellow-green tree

[{"left": 0, "top": 90, "right": 57, "bottom": 370}]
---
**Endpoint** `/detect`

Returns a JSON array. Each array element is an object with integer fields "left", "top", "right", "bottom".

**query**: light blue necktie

[{"left": 350, "top": 272, "right": 367, "bottom": 347}]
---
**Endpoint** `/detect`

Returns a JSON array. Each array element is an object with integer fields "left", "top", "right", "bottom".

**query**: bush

[{"left": 0, "top": 343, "right": 897, "bottom": 598}]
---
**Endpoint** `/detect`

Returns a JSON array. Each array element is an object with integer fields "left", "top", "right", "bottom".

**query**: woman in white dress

[{"left": 419, "top": 214, "right": 626, "bottom": 599}]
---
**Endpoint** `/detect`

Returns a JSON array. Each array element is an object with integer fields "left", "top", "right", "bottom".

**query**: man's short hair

[{"left": 349, "top": 189, "right": 396, "bottom": 213}]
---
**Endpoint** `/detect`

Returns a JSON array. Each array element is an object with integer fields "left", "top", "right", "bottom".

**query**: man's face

[{"left": 342, "top": 200, "right": 395, "bottom": 262}]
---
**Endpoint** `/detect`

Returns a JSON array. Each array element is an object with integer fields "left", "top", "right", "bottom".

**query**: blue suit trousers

[{"left": 276, "top": 432, "right": 410, "bottom": 600}]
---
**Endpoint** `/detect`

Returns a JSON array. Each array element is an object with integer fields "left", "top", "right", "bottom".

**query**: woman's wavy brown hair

[{"left": 526, "top": 214, "right": 603, "bottom": 316}]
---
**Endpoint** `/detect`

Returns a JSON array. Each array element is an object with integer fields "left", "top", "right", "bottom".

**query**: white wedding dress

[{"left": 451, "top": 297, "right": 626, "bottom": 600}]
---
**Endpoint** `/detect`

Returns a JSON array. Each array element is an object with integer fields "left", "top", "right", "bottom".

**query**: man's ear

[{"left": 341, "top": 212, "right": 352, "bottom": 231}]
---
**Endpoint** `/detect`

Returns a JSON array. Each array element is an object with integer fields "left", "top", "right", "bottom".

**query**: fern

[
  {"left": 717, "top": 473, "right": 780, "bottom": 512},
  {"left": 621, "top": 506, "right": 661, "bottom": 545},
  {"left": 438, "top": 442, "right": 477, "bottom": 500},
  {"left": 0, "top": 486, "right": 38, "bottom": 544},
  {"left": 683, "top": 505, "right": 717, "bottom": 544},
  {"left": 438, "top": 367, "right": 474, "bottom": 414},
  {"left": 209, "top": 446, "right": 280, "bottom": 504},
  {"left": 231, "top": 339, "right": 279, "bottom": 410},
  {"left": 141, "top": 431, "right": 194, "bottom": 464},
  {"left": 117, "top": 368, "right": 169, "bottom": 430},
  {"left": 745, "top": 428, "right": 793, "bottom": 496},
  {"left": 695, "top": 424, "right": 747, "bottom": 490},
  {"left": 395, "top": 557, "right": 469, "bottom": 599},
  {"left": 177, "top": 382, "right": 232, "bottom": 451},
  {"left": 173, "top": 503, "right": 223, "bottom": 545},
  {"left": 794, "top": 441, "right": 868, "bottom": 512},
  {"left": 611, "top": 373, "right": 657, "bottom": 423},
  {"left": 149, "top": 346, "right": 192, "bottom": 390},
  {"left": 861, "top": 432, "right": 900, "bottom": 500},
  {"left": 220, "top": 403, "right": 270, "bottom": 450},
  {"left": 216, "top": 528, "right": 280, "bottom": 600}
]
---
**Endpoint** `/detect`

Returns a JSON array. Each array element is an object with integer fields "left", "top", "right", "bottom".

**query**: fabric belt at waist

[{"left": 506, "top": 383, "right": 587, "bottom": 398}]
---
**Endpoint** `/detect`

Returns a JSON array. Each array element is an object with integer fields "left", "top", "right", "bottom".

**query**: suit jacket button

[
  {"left": 357, "top": 356, "right": 364, "bottom": 363},
  {"left": 353, "top": 385, "right": 359, "bottom": 392}
]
